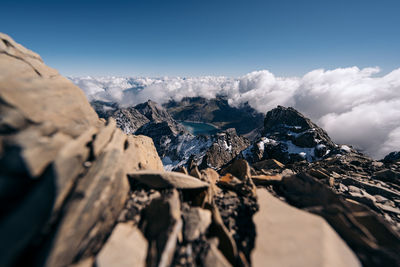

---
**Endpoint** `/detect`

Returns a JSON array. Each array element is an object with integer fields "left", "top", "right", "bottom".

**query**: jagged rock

[
  {"left": 96, "top": 223, "right": 148, "bottom": 267},
  {"left": 373, "top": 169, "right": 400, "bottom": 184},
  {"left": 204, "top": 242, "right": 233, "bottom": 267},
  {"left": 221, "top": 159, "right": 251, "bottom": 180},
  {"left": 213, "top": 188, "right": 258, "bottom": 265},
  {"left": 205, "top": 203, "right": 238, "bottom": 266},
  {"left": 243, "top": 106, "right": 336, "bottom": 164},
  {"left": 113, "top": 107, "right": 151, "bottom": 134},
  {"left": 383, "top": 151, "right": 400, "bottom": 163},
  {"left": 252, "top": 189, "right": 361, "bottom": 267},
  {"left": 0, "top": 33, "right": 101, "bottom": 137},
  {"left": 0, "top": 34, "right": 165, "bottom": 267},
  {"left": 200, "top": 128, "right": 250, "bottom": 169},
  {"left": 201, "top": 168, "right": 220, "bottom": 185},
  {"left": 252, "top": 159, "right": 284, "bottom": 170},
  {"left": 129, "top": 170, "right": 209, "bottom": 189},
  {"left": 45, "top": 129, "right": 131, "bottom": 267},
  {"left": 182, "top": 207, "right": 212, "bottom": 242},
  {"left": 189, "top": 166, "right": 202, "bottom": 179},
  {"left": 280, "top": 172, "right": 400, "bottom": 267},
  {"left": 141, "top": 189, "right": 182, "bottom": 267},
  {"left": 251, "top": 174, "right": 282, "bottom": 185}
]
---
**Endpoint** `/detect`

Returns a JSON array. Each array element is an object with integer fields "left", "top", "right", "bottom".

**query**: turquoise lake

[{"left": 180, "top": 121, "right": 219, "bottom": 135}]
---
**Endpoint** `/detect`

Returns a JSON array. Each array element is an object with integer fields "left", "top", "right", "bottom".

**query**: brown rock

[
  {"left": 189, "top": 166, "right": 202, "bottom": 179},
  {"left": 92, "top": 118, "right": 116, "bottom": 157},
  {"left": 52, "top": 126, "right": 98, "bottom": 212},
  {"left": 142, "top": 190, "right": 181, "bottom": 267},
  {"left": 252, "top": 189, "right": 361, "bottom": 267},
  {"left": 221, "top": 159, "right": 251, "bottom": 180},
  {"left": 252, "top": 159, "right": 285, "bottom": 170},
  {"left": 124, "top": 135, "right": 164, "bottom": 173},
  {"left": 205, "top": 203, "right": 238, "bottom": 266},
  {"left": 0, "top": 34, "right": 101, "bottom": 138},
  {"left": 45, "top": 129, "right": 130, "bottom": 266},
  {"left": 1, "top": 125, "right": 72, "bottom": 177},
  {"left": 129, "top": 170, "right": 209, "bottom": 189},
  {"left": 204, "top": 243, "right": 233, "bottom": 267},
  {"left": 251, "top": 174, "right": 282, "bottom": 185},
  {"left": 308, "top": 168, "right": 330, "bottom": 179},
  {"left": 96, "top": 223, "right": 148, "bottom": 267},
  {"left": 182, "top": 207, "right": 212, "bottom": 242}
]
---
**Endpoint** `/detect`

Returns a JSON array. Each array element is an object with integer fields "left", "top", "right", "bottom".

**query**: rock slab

[{"left": 251, "top": 189, "right": 361, "bottom": 267}]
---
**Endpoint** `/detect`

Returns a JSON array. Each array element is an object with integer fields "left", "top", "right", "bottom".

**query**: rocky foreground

[{"left": 1, "top": 33, "right": 400, "bottom": 267}]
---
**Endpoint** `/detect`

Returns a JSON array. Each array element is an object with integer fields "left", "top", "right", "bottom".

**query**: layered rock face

[{"left": 0, "top": 33, "right": 163, "bottom": 267}]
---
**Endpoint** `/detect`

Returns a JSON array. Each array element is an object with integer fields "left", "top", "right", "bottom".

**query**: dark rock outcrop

[
  {"left": 243, "top": 106, "right": 337, "bottom": 164},
  {"left": 383, "top": 151, "right": 400, "bottom": 163},
  {"left": 200, "top": 128, "right": 250, "bottom": 170}
]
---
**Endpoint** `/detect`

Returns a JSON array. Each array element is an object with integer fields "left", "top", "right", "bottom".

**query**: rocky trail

[{"left": 1, "top": 33, "right": 400, "bottom": 267}]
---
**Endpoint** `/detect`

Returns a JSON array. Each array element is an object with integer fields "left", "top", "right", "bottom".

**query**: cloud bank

[{"left": 70, "top": 67, "right": 400, "bottom": 159}]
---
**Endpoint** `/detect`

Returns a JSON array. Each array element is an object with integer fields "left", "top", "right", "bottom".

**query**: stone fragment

[
  {"left": 201, "top": 168, "right": 220, "bottom": 185},
  {"left": 221, "top": 159, "right": 251, "bottom": 180},
  {"left": 308, "top": 168, "right": 330, "bottom": 179},
  {"left": 251, "top": 189, "right": 361, "bottom": 267},
  {"left": 141, "top": 190, "right": 182, "bottom": 267},
  {"left": 183, "top": 207, "right": 212, "bottom": 242},
  {"left": 129, "top": 170, "right": 209, "bottom": 189},
  {"left": 96, "top": 223, "right": 148, "bottom": 267},
  {"left": 189, "top": 166, "right": 202, "bottom": 179},
  {"left": 204, "top": 243, "right": 233, "bottom": 267},
  {"left": 251, "top": 174, "right": 282, "bottom": 185},
  {"left": 205, "top": 203, "right": 238, "bottom": 266},
  {"left": 252, "top": 159, "right": 285, "bottom": 170}
]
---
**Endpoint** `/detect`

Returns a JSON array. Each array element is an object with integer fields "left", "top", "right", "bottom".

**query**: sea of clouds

[{"left": 70, "top": 66, "right": 400, "bottom": 159}]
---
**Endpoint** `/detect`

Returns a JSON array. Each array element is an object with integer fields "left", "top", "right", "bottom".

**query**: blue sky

[{"left": 1, "top": 0, "right": 399, "bottom": 77}]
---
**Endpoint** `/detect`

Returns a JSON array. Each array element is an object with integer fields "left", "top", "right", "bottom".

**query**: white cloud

[{"left": 70, "top": 66, "right": 400, "bottom": 159}]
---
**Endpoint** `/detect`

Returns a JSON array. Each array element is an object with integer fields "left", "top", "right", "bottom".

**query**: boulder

[
  {"left": 251, "top": 189, "right": 361, "bottom": 267},
  {"left": 96, "top": 223, "right": 148, "bottom": 267}
]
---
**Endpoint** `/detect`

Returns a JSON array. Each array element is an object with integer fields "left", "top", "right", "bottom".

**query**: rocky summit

[{"left": 1, "top": 33, "right": 400, "bottom": 267}]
